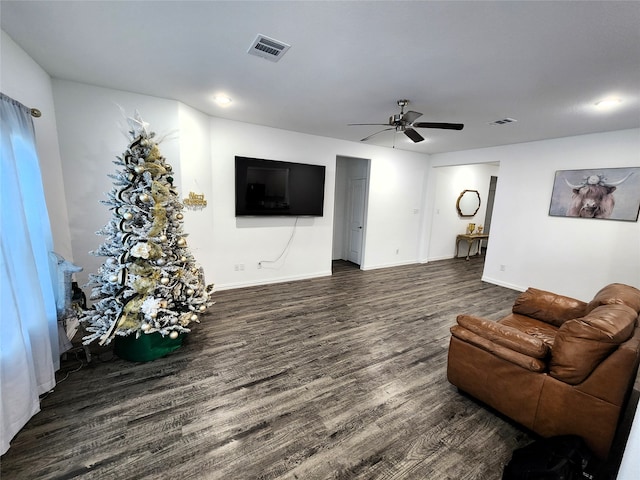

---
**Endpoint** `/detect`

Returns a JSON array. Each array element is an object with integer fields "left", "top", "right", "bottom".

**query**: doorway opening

[
  {"left": 481, "top": 175, "right": 498, "bottom": 254},
  {"left": 332, "top": 156, "right": 370, "bottom": 271}
]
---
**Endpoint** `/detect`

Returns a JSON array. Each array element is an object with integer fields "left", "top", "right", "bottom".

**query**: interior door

[{"left": 347, "top": 178, "right": 366, "bottom": 265}]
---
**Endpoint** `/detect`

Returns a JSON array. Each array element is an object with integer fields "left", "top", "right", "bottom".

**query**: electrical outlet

[
  {"left": 257, "top": 262, "right": 262, "bottom": 269},
  {"left": 395, "top": 248, "right": 400, "bottom": 255},
  {"left": 500, "top": 265, "right": 506, "bottom": 272}
]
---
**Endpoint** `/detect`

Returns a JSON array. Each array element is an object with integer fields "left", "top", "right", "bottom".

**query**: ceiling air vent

[
  {"left": 489, "top": 118, "right": 518, "bottom": 126},
  {"left": 248, "top": 34, "right": 291, "bottom": 62}
]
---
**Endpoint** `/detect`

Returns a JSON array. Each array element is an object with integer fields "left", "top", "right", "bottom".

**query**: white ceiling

[{"left": 2, "top": 0, "right": 639, "bottom": 154}]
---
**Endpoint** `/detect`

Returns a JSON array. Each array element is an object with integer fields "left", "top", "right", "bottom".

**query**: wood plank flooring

[{"left": 1, "top": 257, "right": 635, "bottom": 479}]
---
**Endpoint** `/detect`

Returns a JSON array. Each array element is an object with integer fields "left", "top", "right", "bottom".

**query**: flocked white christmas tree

[{"left": 81, "top": 112, "right": 213, "bottom": 346}]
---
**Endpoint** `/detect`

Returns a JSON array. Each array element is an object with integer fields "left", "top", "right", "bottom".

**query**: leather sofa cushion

[
  {"left": 586, "top": 283, "right": 640, "bottom": 314},
  {"left": 512, "top": 287, "right": 587, "bottom": 327},
  {"left": 499, "top": 313, "right": 559, "bottom": 348},
  {"left": 550, "top": 304, "right": 638, "bottom": 384}
]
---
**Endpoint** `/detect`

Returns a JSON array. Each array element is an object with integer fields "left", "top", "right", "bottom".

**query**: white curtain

[{"left": 1, "top": 93, "right": 58, "bottom": 454}]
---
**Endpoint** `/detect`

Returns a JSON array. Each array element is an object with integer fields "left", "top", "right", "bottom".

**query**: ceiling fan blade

[
  {"left": 413, "top": 122, "right": 464, "bottom": 130},
  {"left": 404, "top": 128, "right": 425, "bottom": 143},
  {"left": 360, "top": 128, "right": 395, "bottom": 142},
  {"left": 348, "top": 123, "right": 389, "bottom": 126},
  {"left": 402, "top": 110, "right": 423, "bottom": 124}
]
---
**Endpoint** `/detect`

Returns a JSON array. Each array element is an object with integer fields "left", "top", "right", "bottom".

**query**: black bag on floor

[{"left": 502, "top": 435, "right": 595, "bottom": 480}]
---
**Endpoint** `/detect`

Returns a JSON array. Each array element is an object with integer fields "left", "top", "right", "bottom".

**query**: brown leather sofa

[{"left": 447, "top": 283, "right": 640, "bottom": 459}]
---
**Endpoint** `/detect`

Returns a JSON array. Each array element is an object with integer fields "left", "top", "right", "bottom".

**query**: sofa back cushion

[
  {"left": 586, "top": 283, "right": 640, "bottom": 315},
  {"left": 512, "top": 287, "right": 587, "bottom": 327},
  {"left": 550, "top": 304, "right": 638, "bottom": 384}
]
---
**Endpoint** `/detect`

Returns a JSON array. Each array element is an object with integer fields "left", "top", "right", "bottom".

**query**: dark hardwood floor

[{"left": 1, "top": 257, "right": 635, "bottom": 479}]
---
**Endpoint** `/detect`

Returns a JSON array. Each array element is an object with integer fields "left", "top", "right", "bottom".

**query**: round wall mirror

[{"left": 456, "top": 189, "right": 481, "bottom": 217}]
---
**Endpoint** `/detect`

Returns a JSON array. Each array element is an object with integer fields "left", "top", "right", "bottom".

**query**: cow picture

[{"left": 549, "top": 167, "right": 640, "bottom": 222}]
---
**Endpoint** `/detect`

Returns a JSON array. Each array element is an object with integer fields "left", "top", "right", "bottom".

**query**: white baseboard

[
  {"left": 424, "top": 254, "right": 455, "bottom": 262},
  {"left": 361, "top": 260, "right": 418, "bottom": 271},
  {"left": 216, "top": 270, "right": 332, "bottom": 291},
  {"left": 481, "top": 275, "right": 526, "bottom": 292}
]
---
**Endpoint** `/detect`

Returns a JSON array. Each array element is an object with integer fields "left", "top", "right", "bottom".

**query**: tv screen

[{"left": 235, "top": 156, "right": 325, "bottom": 216}]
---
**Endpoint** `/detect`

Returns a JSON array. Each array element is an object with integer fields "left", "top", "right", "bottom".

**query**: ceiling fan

[{"left": 349, "top": 99, "right": 464, "bottom": 143}]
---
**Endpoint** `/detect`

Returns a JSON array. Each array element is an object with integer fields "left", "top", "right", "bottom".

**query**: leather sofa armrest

[
  {"left": 450, "top": 324, "right": 547, "bottom": 372},
  {"left": 456, "top": 314, "right": 550, "bottom": 358}
]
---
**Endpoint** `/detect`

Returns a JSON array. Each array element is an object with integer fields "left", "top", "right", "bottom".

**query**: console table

[{"left": 455, "top": 233, "right": 489, "bottom": 260}]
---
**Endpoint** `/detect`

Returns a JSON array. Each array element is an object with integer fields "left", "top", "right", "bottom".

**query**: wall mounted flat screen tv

[{"left": 235, "top": 156, "right": 326, "bottom": 216}]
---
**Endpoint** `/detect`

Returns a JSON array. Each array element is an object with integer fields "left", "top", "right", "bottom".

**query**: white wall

[
  {"left": 208, "top": 117, "right": 336, "bottom": 289},
  {"left": 52, "top": 80, "right": 182, "bottom": 292},
  {"left": 430, "top": 129, "right": 640, "bottom": 300},
  {"left": 207, "top": 118, "right": 428, "bottom": 287},
  {"left": 427, "top": 163, "right": 500, "bottom": 261},
  {"left": 49, "top": 79, "right": 430, "bottom": 291},
  {"left": 364, "top": 152, "right": 428, "bottom": 269},
  {"left": 177, "top": 103, "right": 214, "bottom": 285},
  {"left": 1, "top": 30, "right": 73, "bottom": 260}
]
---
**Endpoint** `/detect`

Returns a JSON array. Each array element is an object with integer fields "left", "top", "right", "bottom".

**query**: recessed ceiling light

[
  {"left": 213, "top": 94, "right": 232, "bottom": 106},
  {"left": 594, "top": 97, "right": 622, "bottom": 109}
]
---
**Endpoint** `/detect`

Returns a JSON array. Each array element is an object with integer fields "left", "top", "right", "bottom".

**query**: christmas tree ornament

[{"left": 80, "top": 111, "right": 214, "bottom": 360}]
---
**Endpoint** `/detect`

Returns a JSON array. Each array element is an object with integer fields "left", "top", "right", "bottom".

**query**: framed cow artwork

[{"left": 549, "top": 167, "right": 640, "bottom": 222}]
